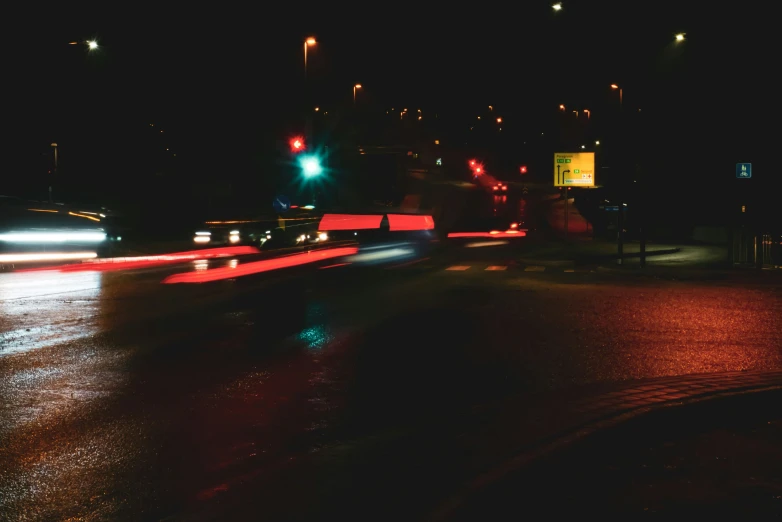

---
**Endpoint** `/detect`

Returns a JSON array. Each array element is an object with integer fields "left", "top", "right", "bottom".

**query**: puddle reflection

[{"left": 0, "top": 271, "right": 102, "bottom": 356}]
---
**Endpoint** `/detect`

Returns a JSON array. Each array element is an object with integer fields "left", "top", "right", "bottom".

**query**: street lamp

[
  {"left": 87, "top": 40, "right": 98, "bottom": 50},
  {"left": 353, "top": 84, "right": 362, "bottom": 105},
  {"left": 304, "top": 36, "right": 316, "bottom": 77},
  {"left": 49, "top": 143, "right": 58, "bottom": 203},
  {"left": 610, "top": 84, "right": 623, "bottom": 107},
  {"left": 675, "top": 33, "right": 685, "bottom": 42},
  {"left": 552, "top": 2, "right": 562, "bottom": 11},
  {"left": 583, "top": 109, "right": 590, "bottom": 119},
  {"left": 559, "top": 104, "right": 565, "bottom": 111}
]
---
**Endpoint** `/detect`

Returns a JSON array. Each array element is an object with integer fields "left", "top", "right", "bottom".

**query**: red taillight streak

[
  {"left": 162, "top": 246, "right": 358, "bottom": 283},
  {"left": 447, "top": 231, "right": 526, "bottom": 238},
  {"left": 318, "top": 214, "right": 383, "bottom": 231},
  {"left": 18, "top": 246, "right": 259, "bottom": 272},
  {"left": 386, "top": 214, "right": 435, "bottom": 231}
]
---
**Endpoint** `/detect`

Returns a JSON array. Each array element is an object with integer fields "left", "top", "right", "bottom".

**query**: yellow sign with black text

[{"left": 554, "top": 152, "right": 595, "bottom": 187}]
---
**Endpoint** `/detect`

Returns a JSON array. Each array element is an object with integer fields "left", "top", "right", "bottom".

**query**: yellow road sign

[{"left": 554, "top": 152, "right": 595, "bottom": 187}]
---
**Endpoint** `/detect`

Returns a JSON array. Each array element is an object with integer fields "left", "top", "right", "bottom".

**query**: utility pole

[
  {"left": 638, "top": 164, "right": 646, "bottom": 267},
  {"left": 50, "top": 142, "right": 58, "bottom": 203}
]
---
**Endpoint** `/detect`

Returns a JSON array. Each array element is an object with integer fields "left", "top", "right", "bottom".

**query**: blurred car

[
  {"left": 491, "top": 182, "right": 508, "bottom": 192},
  {"left": 0, "top": 200, "right": 112, "bottom": 263},
  {"left": 192, "top": 208, "right": 325, "bottom": 249}
]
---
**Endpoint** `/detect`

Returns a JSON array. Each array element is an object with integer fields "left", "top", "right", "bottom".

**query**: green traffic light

[{"left": 299, "top": 155, "right": 322, "bottom": 177}]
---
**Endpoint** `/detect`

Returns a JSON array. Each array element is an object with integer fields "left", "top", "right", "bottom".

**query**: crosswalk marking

[
  {"left": 524, "top": 266, "right": 545, "bottom": 272},
  {"left": 485, "top": 266, "right": 507, "bottom": 271},
  {"left": 446, "top": 265, "right": 471, "bottom": 271}
]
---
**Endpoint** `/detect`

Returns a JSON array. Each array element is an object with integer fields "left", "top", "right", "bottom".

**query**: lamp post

[
  {"left": 610, "top": 84, "right": 623, "bottom": 108},
  {"left": 49, "top": 143, "right": 58, "bottom": 203},
  {"left": 303, "top": 37, "right": 316, "bottom": 78},
  {"left": 303, "top": 37, "right": 317, "bottom": 153}
]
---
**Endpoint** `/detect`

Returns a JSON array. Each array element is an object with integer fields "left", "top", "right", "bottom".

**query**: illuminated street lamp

[
  {"left": 552, "top": 2, "right": 562, "bottom": 11},
  {"left": 353, "top": 84, "right": 362, "bottom": 105},
  {"left": 87, "top": 40, "right": 98, "bottom": 50},
  {"left": 559, "top": 104, "right": 565, "bottom": 111},
  {"left": 675, "top": 33, "right": 685, "bottom": 42}
]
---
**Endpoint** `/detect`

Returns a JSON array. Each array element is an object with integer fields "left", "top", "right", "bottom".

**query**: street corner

[{"left": 432, "top": 370, "right": 782, "bottom": 521}]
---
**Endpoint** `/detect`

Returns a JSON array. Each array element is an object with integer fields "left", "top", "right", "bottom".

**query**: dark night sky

[{"left": 3, "top": 2, "right": 775, "bottom": 202}]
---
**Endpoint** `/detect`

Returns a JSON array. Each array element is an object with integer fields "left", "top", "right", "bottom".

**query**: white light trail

[{"left": 0, "top": 231, "right": 106, "bottom": 243}]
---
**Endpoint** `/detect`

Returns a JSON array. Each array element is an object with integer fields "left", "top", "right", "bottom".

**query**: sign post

[{"left": 554, "top": 152, "right": 594, "bottom": 240}]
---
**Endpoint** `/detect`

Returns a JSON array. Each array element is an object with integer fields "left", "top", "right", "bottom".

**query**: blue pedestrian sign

[
  {"left": 736, "top": 163, "right": 752, "bottom": 178},
  {"left": 273, "top": 195, "right": 291, "bottom": 213}
]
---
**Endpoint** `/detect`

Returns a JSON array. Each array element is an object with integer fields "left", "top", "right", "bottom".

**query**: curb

[
  {"left": 582, "top": 247, "right": 680, "bottom": 262},
  {"left": 594, "top": 266, "right": 739, "bottom": 278},
  {"left": 516, "top": 258, "right": 574, "bottom": 268},
  {"left": 517, "top": 248, "right": 680, "bottom": 268}
]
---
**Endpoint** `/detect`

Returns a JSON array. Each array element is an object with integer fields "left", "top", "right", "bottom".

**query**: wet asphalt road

[{"left": 2, "top": 236, "right": 782, "bottom": 520}]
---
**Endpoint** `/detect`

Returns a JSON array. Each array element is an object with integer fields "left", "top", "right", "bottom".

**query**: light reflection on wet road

[{"left": 1, "top": 249, "right": 781, "bottom": 521}]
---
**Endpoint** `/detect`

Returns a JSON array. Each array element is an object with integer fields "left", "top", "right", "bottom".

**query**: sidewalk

[{"left": 517, "top": 239, "right": 686, "bottom": 266}]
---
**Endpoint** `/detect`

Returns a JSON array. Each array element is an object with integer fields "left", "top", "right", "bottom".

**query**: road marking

[
  {"left": 485, "top": 266, "right": 507, "bottom": 271},
  {"left": 319, "top": 262, "right": 351, "bottom": 269},
  {"left": 446, "top": 265, "right": 471, "bottom": 271},
  {"left": 524, "top": 266, "right": 545, "bottom": 272},
  {"left": 388, "top": 257, "right": 430, "bottom": 269}
]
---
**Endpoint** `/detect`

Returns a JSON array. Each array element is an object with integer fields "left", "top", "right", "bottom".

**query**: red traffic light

[
  {"left": 469, "top": 159, "right": 484, "bottom": 175},
  {"left": 289, "top": 136, "right": 305, "bottom": 152},
  {"left": 519, "top": 165, "right": 527, "bottom": 174}
]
